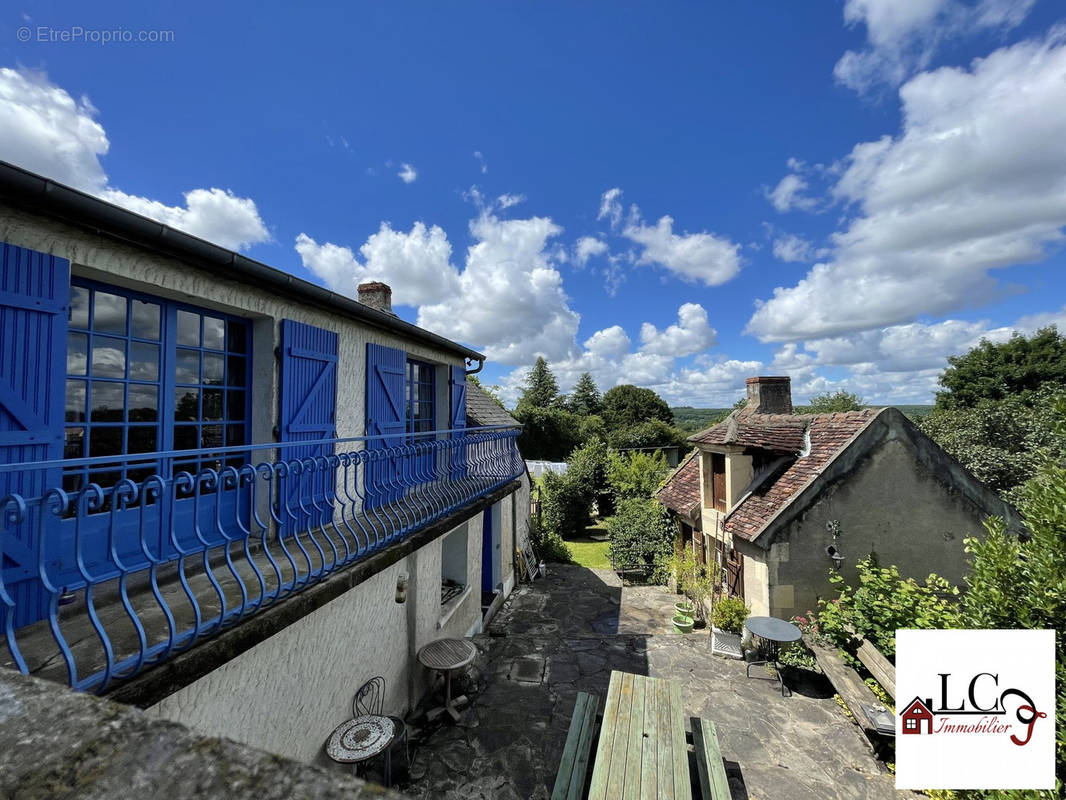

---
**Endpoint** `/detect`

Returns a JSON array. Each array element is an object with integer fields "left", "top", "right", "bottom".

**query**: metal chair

[{"left": 353, "top": 676, "right": 408, "bottom": 786}]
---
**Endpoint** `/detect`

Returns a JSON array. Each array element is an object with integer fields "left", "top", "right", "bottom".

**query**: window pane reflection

[
  {"left": 93, "top": 292, "right": 127, "bottom": 334},
  {"left": 92, "top": 337, "right": 126, "bottom": 378}
]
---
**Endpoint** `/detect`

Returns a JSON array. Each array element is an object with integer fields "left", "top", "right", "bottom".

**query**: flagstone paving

[{"left": 396, "top": 565, "right": 908, "bottom": 800}]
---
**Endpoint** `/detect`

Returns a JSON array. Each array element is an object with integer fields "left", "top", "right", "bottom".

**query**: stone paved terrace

[{"left": 396, "top": 565, "right": 909, "bottom": 800}]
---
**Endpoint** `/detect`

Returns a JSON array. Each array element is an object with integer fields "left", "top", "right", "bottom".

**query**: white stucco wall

[{"left": 145, "top": 513, "right": 485, "bottom": 765}]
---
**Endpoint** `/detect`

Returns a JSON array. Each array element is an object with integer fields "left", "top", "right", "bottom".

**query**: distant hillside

[
  {"left": 672, "top": 406, "right": 732, "bottom": 433},
  {"left": 672, "top": 404, "right": 935, "bottom": 431}
]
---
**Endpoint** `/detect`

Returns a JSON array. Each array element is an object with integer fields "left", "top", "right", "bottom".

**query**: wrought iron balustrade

[{"left": 0, "top": 426, "right": 522, "bottom": 693}]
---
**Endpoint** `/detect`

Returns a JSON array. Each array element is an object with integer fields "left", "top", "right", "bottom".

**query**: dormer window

[{"left": 711, "top": 453, "right": 726, "bottom": 512}]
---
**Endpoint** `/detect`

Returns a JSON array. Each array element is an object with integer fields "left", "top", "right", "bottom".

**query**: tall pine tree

[
  {"left": 568, "top": 372, "right": 602, "bottom": 416},
  {"left": 517, "top": 356, "right": 559, "bottom": 410}
]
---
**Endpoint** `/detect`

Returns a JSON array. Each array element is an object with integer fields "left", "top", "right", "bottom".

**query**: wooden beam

[{"left": 855, "top": 638, "right": 895, "bottom": 700}]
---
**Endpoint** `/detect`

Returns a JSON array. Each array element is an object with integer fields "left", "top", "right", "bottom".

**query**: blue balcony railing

[{"left": 0, "top": 426, "right": 522, "bottom": 693}]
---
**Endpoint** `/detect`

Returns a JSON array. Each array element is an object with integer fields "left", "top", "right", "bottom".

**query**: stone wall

[{"left": 0, "top": 669, "right": 404, "bottom": 799}]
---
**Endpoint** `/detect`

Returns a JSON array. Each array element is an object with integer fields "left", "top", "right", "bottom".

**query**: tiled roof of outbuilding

[
  {"left": 465, "top": 380, "right": 519, "bottom": 428},
  {"left": 722, "top": 409, "right": 881, "bottom": 542},
  {"left": 688, "top": 410, "right": 809, "bottom": 453},
  {"left": 655, "top": 450, "right": 701, "bottom": 517}
]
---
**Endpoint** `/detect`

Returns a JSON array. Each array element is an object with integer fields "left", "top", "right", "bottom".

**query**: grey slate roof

[{"left": 466, "top": 379, "right": 518, "bottom": 428}]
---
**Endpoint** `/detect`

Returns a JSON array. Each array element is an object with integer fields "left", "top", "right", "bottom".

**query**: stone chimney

[
  {"left": 357, "top": 281, "right": 393, "bottom": 314},
  {"left": 744, "top": 376, "right": 793, "bottom": 415}
]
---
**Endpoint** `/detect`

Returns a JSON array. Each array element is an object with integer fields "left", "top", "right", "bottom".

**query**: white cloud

[
  {"left": 834, "top": 0, "right": 1036, "bottom": 93},
  {"left": 766, "top": 173, "right": 817, "bottom": 212},
  {"left": 573, "top": 236, "right": 608, "bottom": 266},
  {"left": 639, "top": 303, "right": 717, "bottom": 357},
  {"left": 299, "top": 210, "right": 577, "bottom": 365},
  {"left": 295, "top": 221, "right": 460, "bottom": 307},
  {"left": 397, "top": 163, "right": 418, "bottom": 183},
  {"left": 583, "top": 325, "right": 631, "bottom": 358},
  {"left": 473, "top": 150, "right": 487, "bottom": 173},
  {"left": 497, "top": 193, "right": 525, "bottom": 209},
  {"left": 623, "top": 214, "right": 741, "bottom": 286},
  {"left": 0, "top": 67, "right": 269, "bottom": 251},
  {"left": 597, "top": 187, "right": 624, "bottom": 228},
  {"left": 748, "top": 30, "right": 1066, "bottom": 342},
  {"left": 772, "top": 233, "right": 815, "bottom": 263}
]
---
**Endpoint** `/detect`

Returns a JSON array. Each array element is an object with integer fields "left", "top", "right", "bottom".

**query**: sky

[{"left": 2, "top": 1, "right": 1066, "bottom": 408}]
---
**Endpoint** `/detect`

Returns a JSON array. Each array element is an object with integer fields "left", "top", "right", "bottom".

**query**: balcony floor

[
  {"left": 3, "top": 475, "right": 505, "bottom": 691},
  {"left": 397, "top": 565, "right": 910, "bottom": 800}
]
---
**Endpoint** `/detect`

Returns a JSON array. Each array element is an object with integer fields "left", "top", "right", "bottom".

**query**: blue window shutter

[
  {"left": 365, "top": 343, "right": 405, "bottom": 508},
  {"left": 279, "top": 320, "right": 338, "bottom": 529},
  {"left": 449, "top": 366, "right": 467, "bottom": 431},
  {"left": 449, "top": 366, "right": 467, "bottom": 480},
  {"left": 0, "top": 242, "right": 69, "bottom": 626}
]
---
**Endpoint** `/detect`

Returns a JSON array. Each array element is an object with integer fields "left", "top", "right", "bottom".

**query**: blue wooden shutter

[
  {"left": 365, "top": 343, "right": 406, "bottom": 508},
  {"left": 449, "top": 366, "right": 467, "bottom": 480},
  {"left": 279, "top": 320, "right": 338, "bottom": 531},
  {"left": 0, "top": 242, "right": 69, "bottom": 626}
]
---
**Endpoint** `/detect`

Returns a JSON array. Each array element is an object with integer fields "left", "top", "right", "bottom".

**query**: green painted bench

[
  {"left": 552, "top": 691, "right": 601, "bottom": 800},
  {"left": 691, "top": 717, "right": 730, "bottom": 800}
]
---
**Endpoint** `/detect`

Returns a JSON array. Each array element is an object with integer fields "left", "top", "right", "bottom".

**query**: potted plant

[
  {"left": 668, "top": 550, "right": 717, "bottom": 627},
  {"left": 672, "top": 613, "right": 694, "bottom": 634},
  {"left": 710, "top": 596, "right": 748, "bottom": 659}
]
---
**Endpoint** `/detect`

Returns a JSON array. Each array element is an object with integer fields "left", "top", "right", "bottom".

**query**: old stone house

[{"left": 659, "top": 376, "right": 1018, "bottom": 620}]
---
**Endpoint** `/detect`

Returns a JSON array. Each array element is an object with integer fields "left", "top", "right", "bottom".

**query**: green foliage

[
  {"left": 527, "top": 516, "right": 571, "bottom": 563},
  {"left": 607, "top": 418, "right": 688, "bottom": 451},
  {"left": 710, "top": 596, "right": 749, "bottom": 634},
  {"left": 577, "top": 414, "right": 607, "bottom": 445},
  {"left": 671, "top": 406, "right": 732, "bottom": 433},
  {"left": 668, "top": 548, "right": 719, "bottom": 621},
  {"left": 602, "top": 384, "right": 674, "bottom": 428},
  {"left": 936, "top": 326, "right": 1066, "bottom": 409},
  {"left": 517, "top": 356, "right": 560, "bottom": 410},
  {"left": 539, "top": 440, "right": 609, "bottom": 540},
  {"left": 801, "top": 390, "right": 864, "bottom": 414},
  {"left": 815, "top": 556, "right": 960, "bottom": 658},
  {"left": 514, "top": 405, "right": 581, "bottom": 461},
  {"left": 607, "top": 449, "right": 669, "bottom": 501},
  {"left": 918, "top": 386, "right": 1066, "bottom": 504},
  {"left": 567, "top": 372, "right": 603, "bottom": 416},
  {"left": 955, "top": 398, "right": 1066, "bottom": 791},
  {"left": 605, "top": 498, "right": 675, "bottom": 582},
  {"left": 468, "top": 375, "right": 505, "bottom": 409}
]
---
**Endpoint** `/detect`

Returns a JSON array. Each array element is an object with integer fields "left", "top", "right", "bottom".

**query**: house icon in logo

[{"left": 901, "top": 697, "right": 935, "bottom": 735}]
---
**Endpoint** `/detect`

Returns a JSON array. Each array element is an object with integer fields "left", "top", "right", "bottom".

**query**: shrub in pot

[{"left": 710, "top": 596, "right": 749, "bottom": 634}]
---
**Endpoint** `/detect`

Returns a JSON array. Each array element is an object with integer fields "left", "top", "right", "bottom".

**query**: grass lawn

[{"left": 566, "top": 521, "right": 611, "bottom": 569}]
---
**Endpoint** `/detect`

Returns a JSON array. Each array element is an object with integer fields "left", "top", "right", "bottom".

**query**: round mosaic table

[
  {"left": 326, "top": 715, "right": 396, "bottom": 764},
  {"left": 418, "top": 638, "right": 477, "bottom": 723}
]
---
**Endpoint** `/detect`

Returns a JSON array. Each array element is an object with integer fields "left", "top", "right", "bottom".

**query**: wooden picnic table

[{"left": 588, "top": 671, "right": 692, "bottom": 800}]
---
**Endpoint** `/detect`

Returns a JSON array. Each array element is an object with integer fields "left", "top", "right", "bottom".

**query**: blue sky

[{"left": 3, "top": 1, "right": 1066, "bottom": 407}]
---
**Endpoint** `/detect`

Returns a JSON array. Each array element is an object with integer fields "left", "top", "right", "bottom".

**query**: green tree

[
  {"left": 935, "top": 326, "right": 1066, "bottom": 410},
  {"left": 607, "top": 419, "right": 688, "bottom": 452},
  {"left": 957, "top": 395, "right": 1066, "bottom": 793},
  {"left": 606, "top": 498, "right": 676, "bottom": 583},
  {"left": 567, "top": 372, "right": 603, "bottom": 416},
  {"left": 517, "top": 356, "right": 559, "bottom": 410},
  {"left": 802, "top": 390, "right": 864, "bottom": 414},
  {"left": 540, "top": 440, "right": 608, "bottom": 539},
  {"left": 918, "top": 386, "right": 1066, "bottom": 504},
  {"left": 602, "top": 384, "right": 673, "bottom": 428},
  {"left": 515, "top": 406, "right": 581, "bottom": 461},
  {"left": 607, "top": 449, "right": 669, "bottom": 501}
]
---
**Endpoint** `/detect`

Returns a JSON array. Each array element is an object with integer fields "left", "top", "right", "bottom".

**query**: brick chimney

[
  {"left": 744, "top": 376, "right": 793, "bottom": 415},
  {"left": 357, "top": 281, "right": 393, "bottom": 314}
]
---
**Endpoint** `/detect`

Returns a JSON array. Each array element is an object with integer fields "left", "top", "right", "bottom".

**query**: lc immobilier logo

[{"left": 895, "top": 629, "right": 1055, "bottom": 791}]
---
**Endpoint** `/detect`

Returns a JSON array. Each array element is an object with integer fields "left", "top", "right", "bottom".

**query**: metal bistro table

[
  {"left": 745, "top": 616, "right": 802, "bottom": 696},
  {"left": 326, "top": 714, "right": 398, "bottom": 786},
  {"left": 588, "top": 671, "right": 692, "bottom": 800},
  {"left": 418, "top": 638, "right": 477, "bottom": 722}
]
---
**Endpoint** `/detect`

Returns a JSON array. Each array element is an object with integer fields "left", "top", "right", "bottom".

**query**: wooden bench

[
  {"left": 691, "top": 717, "right": 730, "bottom": 800},
  {"left": 805, "top": 636, "right": 892, "bottom": 741},
  {"left": 552, "top": 691, "right": 600, "bottom": 800}
]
